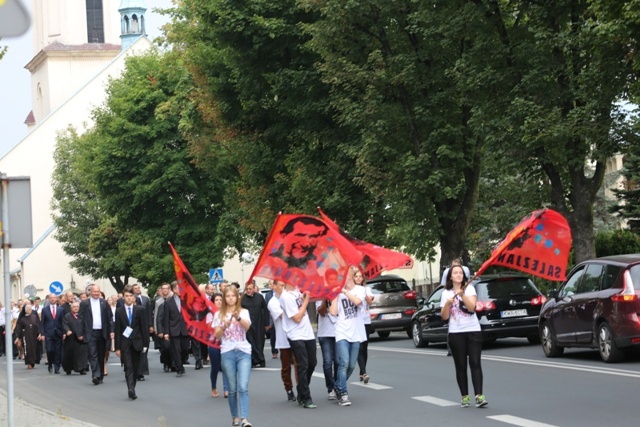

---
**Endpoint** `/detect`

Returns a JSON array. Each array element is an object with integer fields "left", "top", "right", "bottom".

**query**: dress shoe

[
  {"left": 128, "top": 390, "right": 137, "bottom": 400},
  {"left": 48, "top": 365, "right": 53, "bottom": 373},
  {"left": 92, "top": 377, "right": 100, "bottom": 385},
  {"left": 80, "top": 370, "right": 87, "bottom": 375},
  {"left": 137, "top": 375, "right": 145, "bottom": 381},
  {"left": 195, "top": 362, "right": 203, "bottom": 370},
  {"left": 54, "top": 369, "right": 60, "bottom": 374},
  {"left": 176, "top": 371, "right": 184, "bottom": 377},
  {"left": 163, "top": 365, "right": 170, "bottom": 373},
  {"left": 65, "top": 371, "right": 71, "bottom": 375}
]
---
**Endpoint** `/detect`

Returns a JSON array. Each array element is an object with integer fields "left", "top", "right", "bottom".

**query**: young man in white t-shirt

[
  {"left": 279, "top": 283, "right": 317, "bottom": 409},
  {"left": 268, "top": 281, "right": 298, "bottom": 402},
  {"left": 329, "top": 267, "right": 366, "bottom": 406}
]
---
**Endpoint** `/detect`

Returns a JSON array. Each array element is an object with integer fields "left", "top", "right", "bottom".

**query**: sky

[{"left": 0, "top": 0, "right": 174, "bottom": 157}]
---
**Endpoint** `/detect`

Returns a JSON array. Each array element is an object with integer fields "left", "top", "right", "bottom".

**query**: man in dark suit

[
  {"left": 115, "top": 284, "right": 150, "bottom": 400},
  {"left": 132, "top": 283, "right": 152, "bottom": 381},
  {"left": 162, "top": 282, "right": 190, "bottom": 377},
  {"left": 40, "top": 293, "right": 64, "bottom": 374},
  {"left": 79, "top": 284, "right": 114, "bottom": 385}
]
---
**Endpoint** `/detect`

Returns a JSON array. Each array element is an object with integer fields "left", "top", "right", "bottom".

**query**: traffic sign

[
  {"left": 209, "top": 268, "right": 224, "bottom": 284},
  {"left": 24, "top": 284, "right": 37, "bottom": 297},
  {"left": 49, "top": 281, "right": 63, "bottom": 295}
]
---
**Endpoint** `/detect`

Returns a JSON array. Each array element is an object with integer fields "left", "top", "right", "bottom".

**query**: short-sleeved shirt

[
  {"left": 212, "top": 309, "right": 252, "bottom": 354},
  {"left": 334, "top": 286, "right": 367, "bottom": 343},
  {"left": 360, "top": 286, "right": 373, "bottom": 326},
  {"left": 441, "top": 286, "right": 480, "bottom": 333},
  {"left": 279, "top": 288, "right": 315, "bottom": 341},
  {"left": 315, "top": 300, "right": 336, "bottom": 338},
  {"left": 268, "top": 294, "right": 290, "bottom": 349}
]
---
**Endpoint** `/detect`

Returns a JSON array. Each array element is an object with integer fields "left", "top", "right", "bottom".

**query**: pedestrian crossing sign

[{"left": 209, "top": 268, "right": 224, "bottom": 283}]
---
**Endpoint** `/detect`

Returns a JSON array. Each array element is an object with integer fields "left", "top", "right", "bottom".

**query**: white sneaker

[
  {"left": 338, "top": 394, "right": 351, "bottom": 406},
  {"left": 328, "top": 390, "right": 337, "bottom": 400}
]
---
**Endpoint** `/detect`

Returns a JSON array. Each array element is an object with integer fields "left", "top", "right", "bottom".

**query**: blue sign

[
  {"left": 209, "top": 268, "right": 224, "bottom": 284},
  {"left": 49, "top": 281, "right": 64, "bottom": 295}
]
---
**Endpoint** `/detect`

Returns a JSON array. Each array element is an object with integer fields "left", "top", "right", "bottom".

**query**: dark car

[
  {"left": 411, "top": 273, "right": 546, "bottom": 348},
  {"left": 367, "top": 275, "right": 418, "bottom": 339},
  {"left": 538, "top": 254, "right": 640, "bottom": 363}
]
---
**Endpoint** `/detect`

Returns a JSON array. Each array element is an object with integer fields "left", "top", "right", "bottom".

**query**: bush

[{"left": 595, "top": 229, "right": 640, "bottom": 257}]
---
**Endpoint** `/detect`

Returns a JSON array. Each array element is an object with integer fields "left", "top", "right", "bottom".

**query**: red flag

[
  {"left": 318, "top": 208, "right": 413, "bottom": 279},
  {"left": 247, "top": 214, "right": 363, "bottom": 300},
  {"left": 474, "top": 209, "right": 572, "bottom": 281},
  {"left": 168, "top": 242, "right": 220, "bottom": 347}
]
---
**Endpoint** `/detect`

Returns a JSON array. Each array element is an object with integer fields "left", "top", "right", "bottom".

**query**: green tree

[
  {"left": 51, "top": 127, "right": 132, "bottom": 293},
  {"left": 595, "top": 229, "right": 640, "bottom": 257},
  {"left": 610, "top": 148, "right": 640, "bottom": 232}
]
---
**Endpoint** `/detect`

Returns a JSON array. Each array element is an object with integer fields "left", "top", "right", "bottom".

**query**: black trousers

[
  {"left": 88, "top": 331, "right": 107, "bottom": 380},
  {"left": 289, "top": 339, "right": 317, "bottom": 403},
  {"left": 448, "top": 331, "right": 483, "bottom": 397},
  {"left": 169, "top": 335, "right": 190, "bottom": 373},
  {"left": 0, "top": 325, "right": 5, "bottom": 355},
  {"left": 245, "top": 326, "right": 266, "bottom": 366},
  {"left": 45, "top": 335, "right": 63, "bottom": 370},
  {"left": 121, "top": 341, "right": 142, "bottom": 393}
]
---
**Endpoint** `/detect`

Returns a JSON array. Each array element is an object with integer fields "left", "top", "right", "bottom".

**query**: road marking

[
  {"left": 412, "top": 395, "right": 458, "bottom": 406},
  {"left": 488, "top": 415, "right": 559, "bottom": 427},
  {"left": 350, "top": 381, "right": 392, "bottom": 390},
  {"left": 368, "top": 346, "right": 640, "bottom": 379}
]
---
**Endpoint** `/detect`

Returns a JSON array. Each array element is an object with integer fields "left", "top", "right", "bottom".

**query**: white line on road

[
  {"left": 350, "top": 381, "right": 392, "bottom": 390},
  {"left": 411, "top": 395, "right": 458, "bottom": 406},
  {"left": 487, "top": 415, "right": 559, "bottom": 427}
]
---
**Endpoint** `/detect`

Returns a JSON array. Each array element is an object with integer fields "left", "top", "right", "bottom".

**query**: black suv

[
  {"left": 411, "top": 273, "right": 545, "bottom": 347},
  {"left": 367, "top": 275, "right": 418, "bottom": 339}
]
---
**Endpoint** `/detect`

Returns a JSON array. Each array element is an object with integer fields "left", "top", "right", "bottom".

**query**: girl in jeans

[
  {"left": 441, "top": 265, "right": 488, "bottom": 408},
  {"left": 213, "top": 287, "right": 253, "bottom": 427}
]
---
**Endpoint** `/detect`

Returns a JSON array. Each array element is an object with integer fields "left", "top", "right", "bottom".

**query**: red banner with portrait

[
  {"left": 318, "top": 208, "right": 413, "bottom": 279},
  {"left": 169, "top": 242, "right": 219, "bottom": 347},
  {"left": 247, "top": 214, "right": 363, "bottom": 300},
  {"left": 474, "top": 209, "right": 572, "bottom": 281}
]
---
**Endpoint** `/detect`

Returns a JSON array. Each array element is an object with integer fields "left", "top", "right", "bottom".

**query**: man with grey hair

[{"left": 79, "top": 284, "right": 114, "bottom": 385}]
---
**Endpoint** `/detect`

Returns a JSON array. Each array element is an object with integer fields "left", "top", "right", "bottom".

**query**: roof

[
  {"left": 23, "top": 111, "right": 35, "bottom": 125},
  {"left": 582, "top": 254, "right": 640, "bottom": 265},
  {"left": 42, "top": 41, "right": 121, "bottom": 52}
]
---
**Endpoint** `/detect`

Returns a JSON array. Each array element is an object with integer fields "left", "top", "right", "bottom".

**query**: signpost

[
  {"left": 209, "top": 268, "right": 224, "bottom": 284},
  {"left": 48, "top": 281, "right": 63, "bottom": 295}
]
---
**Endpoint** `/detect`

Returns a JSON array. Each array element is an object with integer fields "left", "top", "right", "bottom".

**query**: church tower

[
  {"left": 118, "top": 0, "right": 147, "bottom": 51},
  {"left": 25, "top": 1, "right": 123, "bottom": 128}
]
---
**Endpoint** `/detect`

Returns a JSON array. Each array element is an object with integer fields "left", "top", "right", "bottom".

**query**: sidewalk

[{"left": 0, "top": 389, "right": 99, "bottom": 427}]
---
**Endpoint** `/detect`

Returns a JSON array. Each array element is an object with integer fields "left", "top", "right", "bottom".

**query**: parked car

[
  {"left": 367, "top": 275, "right": 418, "bottom": 339},
  {"left": 538, "top": 254, "right": 640, "bottom": 363},
  {"left": 411, "top": 273, "right": 546, "bottom": 348}
]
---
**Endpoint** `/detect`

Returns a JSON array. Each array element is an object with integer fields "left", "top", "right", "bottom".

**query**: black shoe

[
  {"left": 176, "top": 371, "right": 184, "bottom": 377},
  {"left": 54, "top": 369, "right": 60, "bottom": 374},
  {"left": 287, "top": 390, "right": 296, "bottom": 401},
  {"left": 80, "top": 370, "right": 87, "bottom": 375},
  {"left": 92, "top": 377, "right": 100, "bottom": 385},
  {"left": 128, "top": 390, "right": 137, "bottom": 400},
  {"left": 195, "top": 362, "right": 203, "bottom": 370},
  {"left": 137, "top": 375, "right": 145, "bottom": 381},
  {"left": 48, "top": 365, "right": 53, "bottom": 373},
  {"left": 183, "top": 360, "right": 191, "bottom": 365},
  {"left": 65, "top": 371, "right": 71, "bottom": 375},
  {"left": 163, "top": 365, "right": 170, "bottom": 373}
]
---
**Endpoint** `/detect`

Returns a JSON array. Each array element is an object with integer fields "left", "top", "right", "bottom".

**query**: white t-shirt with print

[
  {"left": 268, "top": 294, "right": 290, "bottom": 349},
  {"left": 279, "top": 288, "right": 315, "bottom": 341},
  {"left": 335, "top": 286, "right": 367, "bottom": 343},
  {"left": 316, "top": 300, "right": 336, "bottom": 338},
  {"left": 360, "top": 286, "right": 373, "bottom": 325},
  {"left": 441, "top": 286, "right": 481, "bottom": 333},
  {"left": 212, "top": 309, "right": 252, "bottom": 354}
]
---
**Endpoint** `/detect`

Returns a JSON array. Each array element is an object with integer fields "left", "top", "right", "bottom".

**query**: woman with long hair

[
  {"left": 440, "top": 265, "right": 487, "bottom": 408},
  {"left": 207, "top": 293, "right": 229, "bottom": 397},
  {"left": 213, "top": 286, "right": 253, "bottom": 427}
]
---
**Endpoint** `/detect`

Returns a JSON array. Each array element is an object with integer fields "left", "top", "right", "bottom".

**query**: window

[
  {"left": 86, "top": 0, "right": 104, "bottom": 43},
  {"left": 367, "top": 280, "right": 410, "bottom": 295},
  {"left": 577, "top": 264, "right": 603, "bottom": 293},
  {"left": 560, "top": 266, "right": 586, "bottom": 297},
  {"left": 601, "top": 265, "right": 621, "bottom": 290},
  {"left": 428, "top": 287, "right": 444, "bottom": 308},
  {"left": 477, "top": 278, "right": 539, "bottom": 300}
]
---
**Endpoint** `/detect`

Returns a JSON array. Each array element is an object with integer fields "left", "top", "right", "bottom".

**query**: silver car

[{"left": 367, "top": 274, "right": 418, "bottom": 339}]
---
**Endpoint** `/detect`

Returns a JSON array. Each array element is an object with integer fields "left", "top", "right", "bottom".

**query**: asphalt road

[{"left": 1, "top": 334, "right": 639, "bottom": 427}]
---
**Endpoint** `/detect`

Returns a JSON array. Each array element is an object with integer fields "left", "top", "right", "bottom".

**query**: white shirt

[
  {"left": 441, "top": 286, "right": 481, "bottom": 333},
  {"left": 212, "top": 309, "right": 252, "bottom": 354},
  {"left": 0, "top": 307, "right": 5, "bottom": 326},
  {"left": 90, "top": 297, "right": 102, "bottom": 330},
  {"left": 315, "top": 300, "right": 336, "bottom": 338},
  {"left": 268, "top": 294, "right": 290, "bottom": 349},
  {"left": 360, "top": 286, "right": 373, "bottom": 326},
  {"left": 279, "top": 288, "right": 315, "bottom": 341},
  {"left": 334, "top": 286, "right": 367, "bottom": 343}
]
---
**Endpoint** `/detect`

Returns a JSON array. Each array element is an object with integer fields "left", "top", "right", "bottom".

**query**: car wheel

[
  {"left": 527, "top": 334, "right": 540, "bottom": 345},
  {"left": 412, "top": 322, "right": 428, "bottom": 348},
  {"left": 377, "top": 331, "right": 391, "bottom": 339},
  {"left": 540, "top": 322, "right": 564, "bottom": 357},
  {"left": 598, "top": 322, "right": 625, "bottom": 363}
]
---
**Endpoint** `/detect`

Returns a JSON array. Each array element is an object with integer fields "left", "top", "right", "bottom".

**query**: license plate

[
  {"left": 501, "top": 309, "right": 527, "bottom": 318},
  {"left": 380, "top": 313, "right": 402, "bottom": 320}
]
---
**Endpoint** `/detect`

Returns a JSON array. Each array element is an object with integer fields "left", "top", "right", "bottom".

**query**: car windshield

[
  {"left": 476, "top": 278, "right": 539, "bottom": 300},
  {"left": 368, "top": 280, "right": 410, "bottom": 295}
]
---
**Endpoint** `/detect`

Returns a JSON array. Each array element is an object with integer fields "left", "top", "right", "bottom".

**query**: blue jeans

[
  {"left": 208, "top": 346, "right": 229, "bottom": 392},
  {"left": 318, "top": 336, "right": 338, "bottom": 392},
  {"left": 335, "top": 340, "right": 360, "bottom": 395},
  {"left": 221, "top": 350, "right": 251, "bottom": 420}
]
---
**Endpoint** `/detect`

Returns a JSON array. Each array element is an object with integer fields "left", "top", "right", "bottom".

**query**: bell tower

[{"left": 119, "top": 0, "right": 147, "bottom": 51}]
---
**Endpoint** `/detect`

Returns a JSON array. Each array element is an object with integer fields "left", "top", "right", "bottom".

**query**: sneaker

[
  {"left": 461, "top": 395, "right": 470, "bottom": 408},
  {"left": 475, "top": 395, "right": 488, "bottom": 408},
  {"left": 328, "top": 390, "right": 337, "bottom": 400},
  {"left": 287, "top": 390, "right": 296, "bottom": 402},
  {"left": 362, "top": 373, "right": 370, "bottom": 384},
  {"left": 303, "top": 401, "right": 317, "bottom": 409},
  {"left": 338, "top": 394, "right": 351, "bottom": 407}
]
